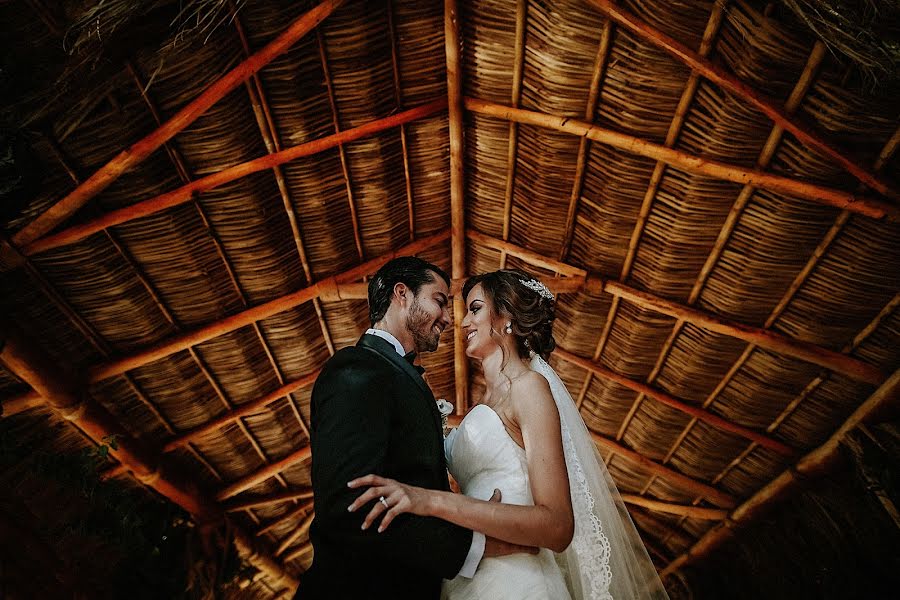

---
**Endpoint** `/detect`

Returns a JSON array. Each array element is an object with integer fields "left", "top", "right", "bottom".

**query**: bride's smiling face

[{"left": 461, "top": 283, "right": 503, "bottom": 359}]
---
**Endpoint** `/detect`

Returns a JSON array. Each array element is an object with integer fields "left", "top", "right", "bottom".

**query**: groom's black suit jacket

[{"left": 294, "top": 334, "right": 473, "bottom": 599}]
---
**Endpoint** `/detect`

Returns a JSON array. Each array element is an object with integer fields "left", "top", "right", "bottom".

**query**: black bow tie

[{"left": 403, "top": 351, "right": 426, "bottom": 375}]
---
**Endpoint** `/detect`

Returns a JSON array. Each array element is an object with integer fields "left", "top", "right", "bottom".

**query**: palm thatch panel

[{"left": 2, "top": 0, "right": 898, "bottom": 596}]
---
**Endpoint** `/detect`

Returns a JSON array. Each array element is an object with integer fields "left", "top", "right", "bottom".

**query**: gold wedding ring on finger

[{"left": 379, "top": 495, "right": 389, "bottom": 509}]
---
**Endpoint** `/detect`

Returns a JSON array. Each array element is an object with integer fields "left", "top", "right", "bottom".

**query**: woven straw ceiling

[{"left": 1, "top": 0, "right": 898, "bottom": 596}]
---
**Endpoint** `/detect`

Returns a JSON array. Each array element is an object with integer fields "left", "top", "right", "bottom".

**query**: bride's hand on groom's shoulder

[{"left": 347, "top": 474, "right": 432, "bottom": 532}]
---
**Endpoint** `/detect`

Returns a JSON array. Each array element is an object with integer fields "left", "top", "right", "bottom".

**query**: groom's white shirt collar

[
  {"left": 365, "top": 328, "right": 406, "bottom": 357},
  {"left": 364, "top": 328, "right": 484, "bottom": 578}
]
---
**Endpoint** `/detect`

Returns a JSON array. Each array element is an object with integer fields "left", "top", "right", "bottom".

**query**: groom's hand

[
  {"left": 482, "top": 488, "right": 539, "bottom": 557},
  {"left": 483, "top": 536, "right": 539, "bottom": 557}
]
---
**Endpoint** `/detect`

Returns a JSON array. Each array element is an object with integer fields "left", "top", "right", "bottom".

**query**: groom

[{"left": 295, "top": 257, "right": 528, "bottom": 599}]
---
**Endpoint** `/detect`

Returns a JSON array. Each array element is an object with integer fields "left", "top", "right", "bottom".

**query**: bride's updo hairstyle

[{"left": 462, "top": 269, "right": 556, "bottom": 360}]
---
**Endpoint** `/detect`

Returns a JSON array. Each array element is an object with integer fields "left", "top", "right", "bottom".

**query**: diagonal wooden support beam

[
  {"left": 10, "top": 0, "right": 346, "bottom": 249},
  {"left": 554, "top": 347, "right": 795, "bottom": 456},
  {"left": 590, "top": 431, "right": 737, "bottom": 509},
  {"left": 467, "top": 231, "right": 886, "bottom": 385},
  {"left": 660, "top": 366, "right": 900, "bottom": 578},
  {"left": 0, "top": 321, "right": 297, "bottom": 591},
  {"left": 465, "top": 98, "right": 900, "bottom": 222},
  {"left": 446, "top": 0, "right": 469, "bottom": 416},
  {"left": 438, "top": 414, "right": 737, "bottom": 510},
  {"left": 2, "top": 231, "right": 448, "bottom": 414},
  {"left": 584, "top": 0, "right": 899, "bottom": 200},
  {"left": 21, "top": 98, "right": 448, "bottom": 257},
  {"left": 90, "top": 232, "right": 449, "bottom": 383},
  {"left": 620, "top": 495, "right": 728, "bottom": 521}
]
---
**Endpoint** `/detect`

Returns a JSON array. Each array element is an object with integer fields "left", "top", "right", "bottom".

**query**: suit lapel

[{"left": 357, "top": 334, "right": 443, "bottom": 434}]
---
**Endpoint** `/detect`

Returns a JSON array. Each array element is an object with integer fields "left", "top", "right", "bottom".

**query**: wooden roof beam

[
  {"left": 2, "top": 231, "right": 448, "bottom": 417},
  {"left": 19, "top": 98, "right": 447, "bottom": 258},
  {"left": 10, "top": 0, "right": 347, "bottom": 249},
  {"left": 446, "top": 0, "right": 469, "bottom": 415},
  {"left": 467, "top": 231, "right": 886, "bottom": 385},
  {"left": 585, "top": 0, "right": 899, "bottom": 200},
  {"left": 620, "top": 495, "right": 728, "bottom": 521},
  {"left": 0, "top": 321, "right": 298, "bottom": 592},
  {"left": 465, "top": 98, "right": 900, "bottom": 222},
  {"left": 559, "top": 18, "right": 614, "bottom": 261},
  {"left": 224, "top": 488, "right": 314, "bottom": 513},
  {"left": 498, "top": 0, "right": 528, "bottom": 269},
  {"left": 661, "top": 366, "right": 900, "bottom": 578},
  {"left": 555, "top": 347, "right": 795, "bottom": 456},
  {"left": 385, "top": 0, "right": 416, "bottom": 242}
]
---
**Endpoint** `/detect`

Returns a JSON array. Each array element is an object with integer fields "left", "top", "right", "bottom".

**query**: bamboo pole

[
  {"left": 217, "top": 446, "right": 313, "bottom": 501},
  {"left": 276, "top": 511, "right": 316, "bottom": 556},
  {"left": 224, "top": 489, "right": 315, "bottom": 513},
  {"left": 464, "top": 98, "right": 900, "bottom": 222},
  {"left": 0, "top": 321, "right": 297, "bottom": 591},
  {"left": 585, "top": 0, "right": 898, "bottom": 201},
  {"left": 661, "top": 366, "right": 900, "bottom": 578},
  {"left": 446, "top": 0, "right": 469, "bottom": 416},
  {"left": 559, "top": 18, "right": 614, "bottom": 261},
  {"left": 23, "top": 98, "right": 448, "bottom": 256},
  {"left": 257, "top": 501, "right": 314, "bottom": 537},
  {"left": 555, "top": 348, "right": 795, "bottom": 456},
  {"left": 163, "top": 370, "right": 320, "bottom": 452},
  {"left": 498, "top": 0, "right": 528, "bottom": 269},
  {"left": 590, "top": 431, "right": 737, "bottom": 508},
  {"left": 89, "top": 232, "right": 448, "bottom": 384},
  {"left": 620, "top": 495, "right": 728, "bottom": 520},
  {"left": 11, "top": 0, "right": 346, "bottom": 249},
  {"left": 467, "top": 229, "right": 587, "bottom": 278},
  {"left": 468, "top": 231, "right": 885, "bottom": 385}
]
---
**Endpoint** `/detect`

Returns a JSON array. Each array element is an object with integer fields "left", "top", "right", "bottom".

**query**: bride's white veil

[{"left": 530, "top": 354, "right": 669, "bottom": 600}]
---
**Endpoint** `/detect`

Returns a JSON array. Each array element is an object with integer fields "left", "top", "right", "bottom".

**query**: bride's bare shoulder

[{"left": 510, "top": 371, "right": 554, "bottom": 411}]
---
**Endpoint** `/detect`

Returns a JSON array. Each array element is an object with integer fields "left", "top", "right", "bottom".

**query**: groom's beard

[{"left": 406, "top": 297, "right": 441, "bottom": 353}]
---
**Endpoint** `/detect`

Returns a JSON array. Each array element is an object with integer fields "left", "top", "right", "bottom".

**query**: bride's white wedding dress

[
  {"left": 443, "top": 403, "right": 573, "bottom": 599},
  {"left": 441, "top": 355, "right": 669, "bottom": 600}
]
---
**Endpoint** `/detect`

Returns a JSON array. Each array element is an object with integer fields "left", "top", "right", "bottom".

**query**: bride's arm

[{"left": 348, "top": 372, "right": 574, "bottom": 553}]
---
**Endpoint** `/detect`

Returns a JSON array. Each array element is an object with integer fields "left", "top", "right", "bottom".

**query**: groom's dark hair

[{"left": 368, "top": 256, "right": 451, "bottom": 325}]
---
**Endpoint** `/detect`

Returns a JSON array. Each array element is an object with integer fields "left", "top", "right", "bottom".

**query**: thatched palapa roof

[{"left": 1, "top": 0, "right": 898, "bottom": 597}]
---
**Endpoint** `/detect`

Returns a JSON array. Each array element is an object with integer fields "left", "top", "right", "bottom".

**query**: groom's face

[{"left": 405, "top": 271, "right": 451, "bottom": 353}]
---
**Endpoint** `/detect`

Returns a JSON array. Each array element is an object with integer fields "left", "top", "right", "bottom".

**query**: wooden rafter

[
  {"left": 574, "top": 2, "right": 726, "bottom": 419},
  {"left": 10, "top": 0, "right": 347, "bottom": 249},
  {"left": 224, "top": 489, "right": 314, "bottom": 513},
  {"left": 233, "top": 11, "right": 337, "bottom": 361},
  {"left": 498, "top": 0, "right": 528, "bottom": 269},
  {"left": 0, "top": 321, "right": 297, "bottom": 591},
  {"left": 633, "top": 40, "right": 828, "bottom": 496},
  {"left": 316, "top": 27, "right": 365, "bottom": 262},
  {"left": 36, "top": 131, "right": 251, "bottom": 493},
  {"left": 385, "top": 0, "right": 416, "bottom": 242},
  {"left": 558, "top": 18, "right": 614, "bottom": 261},
  {"left": 445, "top": 0, "right": 469, "bottom": 415},
  {"left": 585, "top": 0, "right": 899, "bottom": 200},
  {"left": 643, "top": 122, "right": 900, "bottom": 518},
  {"left": 467, "top": 231, "right": 885, "bottom": 384},
  {"left": 591, "top": 431, "right": 737, "bottom": 508},
  {"left": 3, "top": 232, "right": 449, "bottom": 409},
  {"left": 464, "top": 98, "right": 900, "bottom": 221},
  {"left": 19, "top": 98, "right": 447, "bottom": 258},
  {"left": 620, "top": 495, "right": 728, "bottom": 521},
  {"left": 555, "top": 348, "right": 795, "bottom": 456},
  {"left": 661, "top": 366, "right": 900, "bottom": 578},
  {"left": 126, "top": 62, "right": 305, "bottom": 508}
]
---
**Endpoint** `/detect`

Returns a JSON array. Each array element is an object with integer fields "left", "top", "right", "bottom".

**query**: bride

[{"left": 348, "top": 270, "right": 669, "bottom": 599}]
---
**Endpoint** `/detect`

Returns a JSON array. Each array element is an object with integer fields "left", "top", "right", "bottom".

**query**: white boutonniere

[{"left": 436, "top": 398, "right": 454, "bottom": 437}]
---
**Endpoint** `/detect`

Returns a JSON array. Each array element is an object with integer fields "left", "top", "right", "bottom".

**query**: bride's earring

[{"left": 504, "top": 322, "right": 512, "bottom": 334}]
